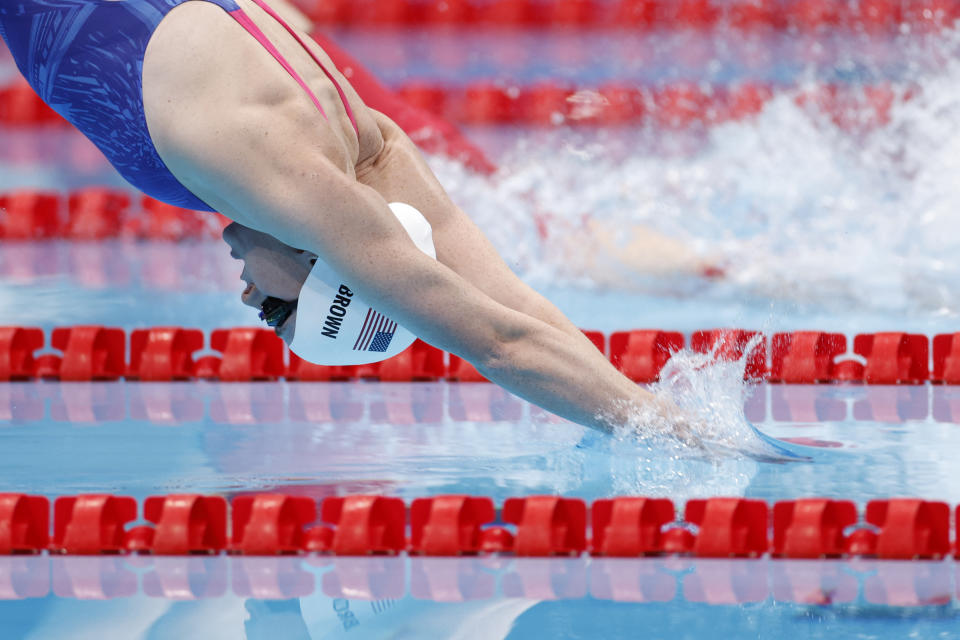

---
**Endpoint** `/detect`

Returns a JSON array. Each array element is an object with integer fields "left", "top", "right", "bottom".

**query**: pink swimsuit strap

[{"left": 226, "top": 1, "right": 360, "bottom": 137}]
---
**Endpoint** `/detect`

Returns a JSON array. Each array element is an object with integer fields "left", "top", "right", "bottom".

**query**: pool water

[
  {"left": 3, "top": 555, "right": 960, "bottom": 639},
  {"left": 2, "top": 351, "right": 960, "bottom": 638},
  {"left": 1, "top": 240, "right": 956, "bottom": 336},
  {"left": 5, "top": 14, "right": 960, "bottom": 640},
  {"left": 2, "top": 379, "right": 960, "bottom": 503}
]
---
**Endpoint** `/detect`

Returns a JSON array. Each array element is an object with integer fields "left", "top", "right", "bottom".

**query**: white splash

[
  {"left": 615, "top": 335, "right": 799, "bottom": 460},
  {"left": 428, "top": 32, "right": 960, "bottom": 318},
  {"left": 574, "top": 335, "right": 806, "bottom": 501}
]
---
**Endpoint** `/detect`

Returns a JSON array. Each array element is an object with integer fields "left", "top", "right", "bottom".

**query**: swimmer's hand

[
  {"left": 667, "top": 413, "right": 710, "bottom": 452},
  {"left": 648, "top": 398, "right": 711, "bottom": 453},
  {"left": 638, "top": 398, "right": 808, "bottom": 462},
  {"left": 614, "top": 396, "right": 707, "bottom": 451},
  {"left": 222, "top": 221, "right": 316, "bottom": 342}
]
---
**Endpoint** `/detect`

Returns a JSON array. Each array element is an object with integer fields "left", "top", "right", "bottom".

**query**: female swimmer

[{"left": 0, "top": 0, "right": 683, "bottom": 434}]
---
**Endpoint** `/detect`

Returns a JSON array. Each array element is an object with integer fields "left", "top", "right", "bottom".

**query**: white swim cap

[{"left": 289, "top": 202, "right": 436, "bottom": 366}]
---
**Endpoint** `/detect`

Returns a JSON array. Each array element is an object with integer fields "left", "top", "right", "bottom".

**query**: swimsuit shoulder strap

[{"left": 225, "top": 0, "right": 360, "bottom": 137}]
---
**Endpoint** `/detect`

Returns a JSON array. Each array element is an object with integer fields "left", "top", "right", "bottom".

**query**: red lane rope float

[
  {"left": 609, "top": 330, "right": 683, "bottom": 383},
  {"left": 855, "top": 332, "right": 930, "bottom": 384},
  {"left": 0, "top": 188, "right": 228, "bottom": 242},
  {"left": 691, "top": 329, "right": 766, "bottom": 380},
  {"left": 204, "top": 328, "right": 286, "bottom": 382},
  {"left": 51, "top": 495, "right": 138, "bottom": 555},
  {"left": 768, "top": 331, "right": 846, "bottom": 383},
  {"left": 772, "top": 499, "right": 858, "bottom": 558},
  {"left": 402, "top": 81, "right": 905, "bottom": 130},
  {"left": 66, "top": 189, "right": 132, "bottom": 241},
  {"left": 131, "top": 496, "right": 228, "bottom": 555},
  {"left": 0, "top": 191, "right": 61, "bottom": 240},
  {"left": 127, "top": 328, "right": 205, "bottom": 382},
  {"left": 409, "top": 496, "right": 497, "bottom": 555},
  {"left": 0, "top": 80, "right": 910, "bottom": 133},
  {"left": 0, "top": 327, "right": 43, "bottom": 382},
  {"left": 591, "top": 497, "right": 674, "bottom": 556},
  {"left": 4, "top": 326, "right": 960, "bottom": 384},
  {"left": 0, "top": 494, "right": 49, "bottom": 554},
  {"left": 2, "top": 494, "right": 958, "bottom": 559},
  {"left": 500, "top": 496, "right": 588, "bottom": 556},
  {"left": 315, "top": 495, "right": 407, "bottom": 555},
  {"left": 291, "top": 0, "right": 959, "bottom": 31},
  {"left": 231, "top": 494, "right": 319, "bottom": 555},
  {"left": 36, "top": 327, "right": 127, "bottom": 382},
  {"left": 0, "top": 82, "right": 63, "bottom": 127},
  {"left": 681, "top": 498, "right": 769, "bottom": 557},
  {"left": 933, "top": 332, "right": 960, "bottom": 384}
]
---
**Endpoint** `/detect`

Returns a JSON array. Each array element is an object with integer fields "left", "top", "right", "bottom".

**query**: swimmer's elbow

[{"left": 464, "top": 315, "right": 535, "bottom": 378}]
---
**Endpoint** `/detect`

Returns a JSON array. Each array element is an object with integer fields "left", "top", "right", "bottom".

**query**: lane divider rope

[
  {"left": 0, "top": 80, "right": 909, "bottom": 132},
  {"left": 293, "top": 0, "right": 956, "bottom": 32},
  {"left": 1, "top": 326, "right": 959, "bottom": 384},
  {"left": 0, "top": 493, "right": 955, "bottom": 559},
  {"left": 0, "top": 189, "right": 229, "bottom": 241}
]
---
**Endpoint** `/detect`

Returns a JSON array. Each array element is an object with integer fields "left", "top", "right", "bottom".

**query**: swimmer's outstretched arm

[{"left": 152, "top": 135, "right": 656, "bottom": 435}]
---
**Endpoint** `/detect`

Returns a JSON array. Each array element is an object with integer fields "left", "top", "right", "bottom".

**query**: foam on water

[{"left": 429, "top": 31, "right": 960, "bottom": 318}]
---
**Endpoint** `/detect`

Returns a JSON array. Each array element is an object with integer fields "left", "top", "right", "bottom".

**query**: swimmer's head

[
  {"left": 222, "top": 221, "right": 314, "bottom": 339},
  {"left": 223, "top": 203, "right": 436, "bottom": 364}
]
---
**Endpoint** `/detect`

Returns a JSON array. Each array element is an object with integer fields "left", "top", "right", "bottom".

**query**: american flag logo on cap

[{"left": 353, "top": 308, "right": 398, "bottom": 353}]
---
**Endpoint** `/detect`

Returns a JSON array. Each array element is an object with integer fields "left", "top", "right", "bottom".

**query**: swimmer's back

[
  {"left": 144, "top": 0, "right": 383, "bottom": 179},
  {"left": 0, "top": 0, "right": 382, "bottom": 210}
]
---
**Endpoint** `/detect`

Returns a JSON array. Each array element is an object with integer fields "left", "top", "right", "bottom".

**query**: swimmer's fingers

[
  {"left": 670, "top": 416, "right": 709, "bottom": 452},
  {"left": 584, "top": 219, "right": 725, "bottom": 279}
]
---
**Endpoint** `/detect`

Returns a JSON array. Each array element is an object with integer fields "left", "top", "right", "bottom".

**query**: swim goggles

[{"left": 259, "top": 296, "right": 298, "bottom": 328}]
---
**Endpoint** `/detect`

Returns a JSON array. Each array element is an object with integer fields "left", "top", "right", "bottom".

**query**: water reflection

[{"left": 2, "top": 556, "right": 959, "bottom": 639}]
